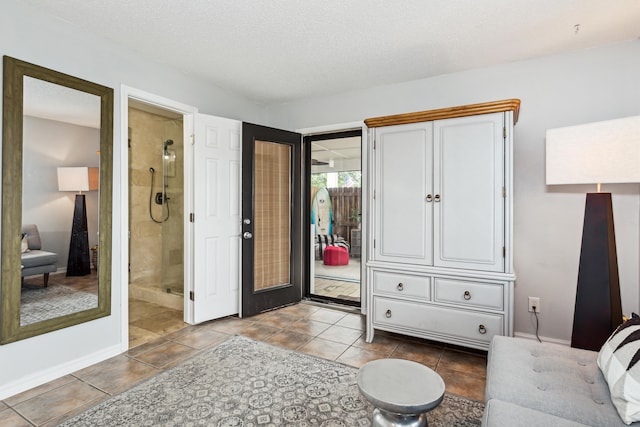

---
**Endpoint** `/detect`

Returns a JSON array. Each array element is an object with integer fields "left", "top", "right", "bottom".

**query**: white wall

[
  {"left": 0, "top": 0, "right": 265, "bottom": 398},
  {"left": 266, "top": 40, "right": 640, "bottom": 344}
]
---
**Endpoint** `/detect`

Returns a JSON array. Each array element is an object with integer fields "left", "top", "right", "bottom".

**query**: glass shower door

[{"left": 161, "top": 119, "right": 183, "bottom": 295}]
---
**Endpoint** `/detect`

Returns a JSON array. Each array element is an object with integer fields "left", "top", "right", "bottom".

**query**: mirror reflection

[
  {"left": 20, "top": 77, "right": 100, "bottom": 326},
  {"left": 1, "top": 55, "right": 113, "bottom": 344}
]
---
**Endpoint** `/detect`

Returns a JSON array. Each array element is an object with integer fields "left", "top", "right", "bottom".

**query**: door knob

[
  {"left": 243, "top": 218, "right": 251, "bottom": 225},
  {"left": 243, "top": 232, "right": 253, "bottom": 239}
]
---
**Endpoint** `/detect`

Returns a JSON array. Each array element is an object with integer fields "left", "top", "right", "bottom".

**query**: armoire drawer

[
  {"left": 372, "top": 270, "right": 430, "bottom": 300},
  {"left": 373, "top": 297, "right": 503, "bottom": 344},
  {"left": 433, "top": 278, "right": 504, "bottom": 310}
]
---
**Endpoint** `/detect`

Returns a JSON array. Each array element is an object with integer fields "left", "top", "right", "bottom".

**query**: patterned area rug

[
  {"left": 61, "top": 336, "right": 484, "bottom": 426},
  {"left": 20, "top": 284, "right": 98, "bottom": 325}
]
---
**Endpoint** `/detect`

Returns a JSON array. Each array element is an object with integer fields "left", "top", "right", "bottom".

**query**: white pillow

[
  {"left": 598, "top": 313, "right": 640, "bottom": 424},
  {"left": 21, "top": 234, "right": 29, "bottom": 253}
]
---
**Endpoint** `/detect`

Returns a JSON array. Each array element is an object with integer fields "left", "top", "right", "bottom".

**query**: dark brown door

[{"left": 241, "top": 123, "right": 302, "bottom": 317}]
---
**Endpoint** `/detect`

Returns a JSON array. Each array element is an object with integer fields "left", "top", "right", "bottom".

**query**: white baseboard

[
  {"left": 513, "top": 331, "right": 570, "bottom": 346},
  {"left": 0, "top": 344, "right": 122, "bottom": 400}
]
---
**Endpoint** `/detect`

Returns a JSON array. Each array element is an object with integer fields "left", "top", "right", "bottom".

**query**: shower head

[
  {"left": 164, "top": 139, "right": 174, "bottom": 149},
  {"left": 149, "top": 167, "right": 155, "bottom": 173}
]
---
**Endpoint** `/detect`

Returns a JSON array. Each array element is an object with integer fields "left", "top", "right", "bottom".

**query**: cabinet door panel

[
  {"left": 374, "top": 123, "right": 433, "bottom": 264},
  {"left": 433, "top": 113, "right": 505, "bottom": 271}
]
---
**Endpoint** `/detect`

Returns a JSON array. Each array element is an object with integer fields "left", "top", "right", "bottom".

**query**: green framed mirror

[{"left": 1, "top": 56, "right": 113, "bottom": 344}]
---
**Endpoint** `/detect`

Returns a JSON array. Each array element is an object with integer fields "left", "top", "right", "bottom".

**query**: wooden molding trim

[{"left": 364, "top": 99, "right": 521, "bottom": 128}]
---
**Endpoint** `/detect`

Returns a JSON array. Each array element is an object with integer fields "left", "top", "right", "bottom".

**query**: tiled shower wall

[{"left": 128, "top": 107, "right": 183, "bottom": 308}]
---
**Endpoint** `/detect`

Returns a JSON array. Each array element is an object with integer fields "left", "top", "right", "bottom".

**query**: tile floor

[{"left": 0, "top": 299, "right": 487, "bottom": 426}]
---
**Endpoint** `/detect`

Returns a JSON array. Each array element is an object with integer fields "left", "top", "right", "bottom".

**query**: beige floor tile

[
  {"left": 128, "top": 300, "right": 170, "bottom": 323},
  {"left": 131, "top": 341, "right": 200, "bottom": 369},
  {"left": 438, "top": 349, "right": 487, "bottom": 379},
  {"left": 0, "top": 402, "right": 6, "bottom": 411},
  {"left": 238, "top": 323, "right": 280, "bottom": 341},
  {"left": 436, "top": 367, "right": 486, "bottom": 402},
  {"left": 335, "top": 313, "right": 365, "bottom": 330},
  {"left": 128, "top": 325, "right": 163, "bottom": 348},
  {"left": 336, "top": 346, "right": 388, "bottom": 368},
  {"left": 13, "top": 380, "right": 106, "bottom": 426},
  {"left": 264, "top": 329, "right": 313, "bottom": 350},
  {"left": 352, "top": 334, "right": 401, "bottom": 356},
  {"left": 207, "top": 316, "right": 254, "bottom": 334},
  {"left": 308, "top": 308, "right": 347, "bottom": 324},
  {"left": 73, "top": 354, "right": 160, "bottom": 395},
  {"left": 129, "top": 310, "right": 187, "bottom": 336},
  {"left": 390, "top": 341, "right": 444, "bottom": 369},
  {"left": 3, "top": 375, "right": 76, "bottom": 407},
  {"left": 165, "top": 326, "right": 230, "bottom": 349},
  {"left": 298, "top": 337, "right": 349, "bottom": 361},
  {"left": 276, "top": 303, "right": 319, "bottom": 318},
  {"left": 250, "top": 311, "right": 299, "bottom": 329},
  {"left": 317, "top": 324, "right": 363, "bottom": 345},
  {"left": 0, "top": 408, "right": 31, "bottom": 427},
  {"left": 127, "top": 336, "right": 169, "bottom": 357},
  {"left": 289, "top": 318, "right": 332, "bottom": 337}
]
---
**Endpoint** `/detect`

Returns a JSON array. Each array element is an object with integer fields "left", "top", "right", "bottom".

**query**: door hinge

[
  {"left": 190, "top": 213, "right": 194, "bottom": 222},
  {"left": 189, "top": 291, "right": 194, "bottom": 301},
  {"left": 373, "top": 138, "right": 376, "bottom": 150},
  {"left": 374, "top": 239, "right": 376, "bottom": 249},
  {"left": 502, "top": 186, "right": 506, "bottom": 198},
  {"left": 190, "top": 134, "right": 195, "bottom": 145},
  {"left": 502, "top": 247, "right": 506, "bottom": 257},
  {"left": 503, "top": 127, "right": 507, "bottom": 139}
]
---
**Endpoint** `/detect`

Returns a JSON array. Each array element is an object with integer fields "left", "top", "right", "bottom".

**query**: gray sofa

[
  {"left": 21, "top": 224, "right": 58, "bottom": 287},
  {"left": 483, "top": 335, "right": 639, "bottom": 426}
]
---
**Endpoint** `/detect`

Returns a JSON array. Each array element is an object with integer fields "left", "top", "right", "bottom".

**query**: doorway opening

[
  {"left": 306, "top": 130, "right": 362, "bottom": 306},
  {"left": 127, "top": 100, "right": 185, "bottom": 315}
]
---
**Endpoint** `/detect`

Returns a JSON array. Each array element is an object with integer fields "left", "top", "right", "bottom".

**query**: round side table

[{"left": 357, "top": 358, "right": 445, "bottom": 427}]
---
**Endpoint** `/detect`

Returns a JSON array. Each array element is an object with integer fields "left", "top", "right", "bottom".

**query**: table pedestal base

[{"left": 372, "top": 408, "right": 428, "bottom": 427}]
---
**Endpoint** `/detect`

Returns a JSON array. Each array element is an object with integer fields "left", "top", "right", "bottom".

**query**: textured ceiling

[{"left": 23, "top": 0, "right": 640, "bottom": 104}]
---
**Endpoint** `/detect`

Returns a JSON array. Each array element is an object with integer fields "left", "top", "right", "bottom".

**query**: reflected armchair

[{"left": 21, "top": 224, "right": 58, "bottom": 287}]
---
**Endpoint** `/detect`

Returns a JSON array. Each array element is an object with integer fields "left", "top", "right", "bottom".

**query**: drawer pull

[
  {"left": 426, "top": 194, "right": 433, "bottom": 202},
  {"left": 434, "top": 194, "right": 441, "bottom": 202},
  {"left": 478, "top": 324, "right": 487, "bottom": 334},
  {"left": 463, "top": 290, "right": 471, "bottom": 300},
  {"left": 397, "top": 283, "right": 404, "bottom": 291},
  {"left": 385, "top": 309, "right": 392, "bottom": 318}
]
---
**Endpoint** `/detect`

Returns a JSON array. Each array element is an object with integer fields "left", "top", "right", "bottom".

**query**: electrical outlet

[{"left": 528, "top": 297, "right": 540, "bottom": 313}]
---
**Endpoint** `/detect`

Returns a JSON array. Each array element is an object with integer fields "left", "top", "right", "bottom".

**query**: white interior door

[{"left": 191, "top": 114, "right": 241, "bottom": 323}]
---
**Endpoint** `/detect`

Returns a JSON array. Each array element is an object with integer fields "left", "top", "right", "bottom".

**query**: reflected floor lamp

[
  {"left": 546, "top": 115, "right": 640, "bottom": 351},
  {"left": 57, "top": 167, "right": 98, "bottom": 277}
]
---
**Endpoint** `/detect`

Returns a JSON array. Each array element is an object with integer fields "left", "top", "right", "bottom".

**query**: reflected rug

[
  {"left": 20, "top": 284, "right": 98, "bottom": 325},
  {"left": 61, "top": 335, "right": 484, "bottom": 426}
]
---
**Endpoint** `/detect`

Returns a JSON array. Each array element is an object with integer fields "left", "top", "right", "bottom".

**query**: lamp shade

[
  {"left": 57, "top": 167, "right": 99, "bottom": 192},
  {"left": 546, "top": 115, "right": 640, "bottom": 185}
]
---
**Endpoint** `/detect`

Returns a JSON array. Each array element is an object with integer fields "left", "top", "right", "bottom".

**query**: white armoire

[{"left": 364, "top": 99, "right": 520, "bottom": 350}]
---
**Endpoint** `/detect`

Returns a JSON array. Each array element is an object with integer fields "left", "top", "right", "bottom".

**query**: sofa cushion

[
  {"left": 21, "top": 250, "right": 58, "bottom": 269},
  {"left": 598, "top": 314, "right": 640, "bottom": 424},
  {"left": 486, "top": 335, "right": 631, "bottom": 426},
  {"left": 482, "top": 399, "right": 590, "bottom": 427}
]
